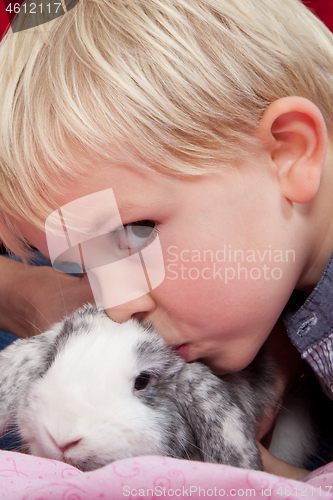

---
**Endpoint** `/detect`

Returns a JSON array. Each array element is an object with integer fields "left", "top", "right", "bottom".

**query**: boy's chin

[
  {"left": 199, "top": 348, "right": 260, "bottom": 375},
  {"left": 175, "top": 338, "right": 260, "bottom": 375},
  {"left": 199, "top": 356, "right": 245, "bottom": 376}
]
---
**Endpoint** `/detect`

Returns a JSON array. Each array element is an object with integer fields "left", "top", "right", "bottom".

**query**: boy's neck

[{"left": 296, "top": 139, "right": 333, "bottom": 292}]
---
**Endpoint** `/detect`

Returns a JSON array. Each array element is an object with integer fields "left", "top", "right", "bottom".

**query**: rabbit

[{"left": 0, "top": 304, "right": 281, "bottom": 472}]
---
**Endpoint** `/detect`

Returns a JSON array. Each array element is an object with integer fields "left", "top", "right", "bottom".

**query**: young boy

[{"left": 0, "top": 0, "right": 333, "bottom": 479}]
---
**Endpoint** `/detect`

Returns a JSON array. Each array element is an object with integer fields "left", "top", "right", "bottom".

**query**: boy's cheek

[
  {"left": 161, "top": 259, "right": 288, "bottom": 319},
  {"left": 152, "top": 262, "right": 297, "bottom": 368}
]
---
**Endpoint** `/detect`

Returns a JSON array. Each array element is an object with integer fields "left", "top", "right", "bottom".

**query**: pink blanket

[{"left": 0, "top": 451, "right": 332, "bottom": 499}]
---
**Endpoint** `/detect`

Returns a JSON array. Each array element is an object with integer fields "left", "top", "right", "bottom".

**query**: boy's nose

[{"left": 105, "top": 294, "right": 156, "bottom": 323}]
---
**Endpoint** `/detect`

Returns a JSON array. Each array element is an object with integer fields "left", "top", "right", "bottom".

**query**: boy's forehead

[{"left": 54, "top": 161, "right": 176, "bottom": 211}]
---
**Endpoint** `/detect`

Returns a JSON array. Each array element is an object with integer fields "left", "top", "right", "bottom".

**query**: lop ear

[
  {"left": 177, "top": 364, "right": 263, "bottom": 469},
  {"left": 257, "top": 97, "right": 328, "bottom": 204},
  {"left": 0, "top": 331, "right": 58, "bottom": 436}
]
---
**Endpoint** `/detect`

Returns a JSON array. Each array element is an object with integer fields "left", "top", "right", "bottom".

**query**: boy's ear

[{"left": 256, "top": 97, "right": 327, "bottom": 204}]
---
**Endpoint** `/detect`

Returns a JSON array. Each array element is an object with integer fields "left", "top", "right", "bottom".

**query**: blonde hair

[{"left": 1, "top": 0, "right": 333, "bottom": 254}]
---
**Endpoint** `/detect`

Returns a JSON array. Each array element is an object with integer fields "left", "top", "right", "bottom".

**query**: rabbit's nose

[{"left": 58, "top": 438, "right": 82, "bottom": 454}]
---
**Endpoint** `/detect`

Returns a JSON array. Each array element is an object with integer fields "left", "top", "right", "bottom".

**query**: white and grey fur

[{"left": 0, "top": 305, "right": 311, "bottom": 471}]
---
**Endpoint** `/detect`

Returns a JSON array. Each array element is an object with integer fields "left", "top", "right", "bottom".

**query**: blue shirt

[{"left": 284, "top": 254, "right": 333, "bottom": 399}]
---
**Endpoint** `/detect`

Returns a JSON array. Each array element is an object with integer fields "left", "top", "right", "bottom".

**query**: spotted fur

[{"left": 0, "top": 305, "right": 276, "bottom": 471}]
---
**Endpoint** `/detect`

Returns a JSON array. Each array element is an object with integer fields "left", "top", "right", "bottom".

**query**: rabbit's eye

[{"left": 134, "top": 372, "right": 150, "bottom": 391}]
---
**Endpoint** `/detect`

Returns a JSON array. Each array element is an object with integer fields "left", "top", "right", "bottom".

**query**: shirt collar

[{"left": 283, "top": 253, "right": 333, "bottom": 351}]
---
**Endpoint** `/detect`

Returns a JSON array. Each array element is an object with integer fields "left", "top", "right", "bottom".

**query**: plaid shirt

[{"left": 284, "top": 254, "right": 333, "bottom": 400}]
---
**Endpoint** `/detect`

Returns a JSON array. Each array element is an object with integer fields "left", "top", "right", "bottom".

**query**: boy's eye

[
  {"left": 116, "top": 220, "right": 156, "bottom": 251},
  {"left": 52, "top": 220, "right": 158, "bottom": 274}
]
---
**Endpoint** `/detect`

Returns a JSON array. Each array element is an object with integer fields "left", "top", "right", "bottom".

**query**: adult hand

[
  {"left": 255, "top": 321, "right": 312, "bottom": 479},
  {"left": 0, "top": 255, "right": 94, "bottom": 338},
  {"left": 258, "top": 442, "right": 309, "bottom": 480}
]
